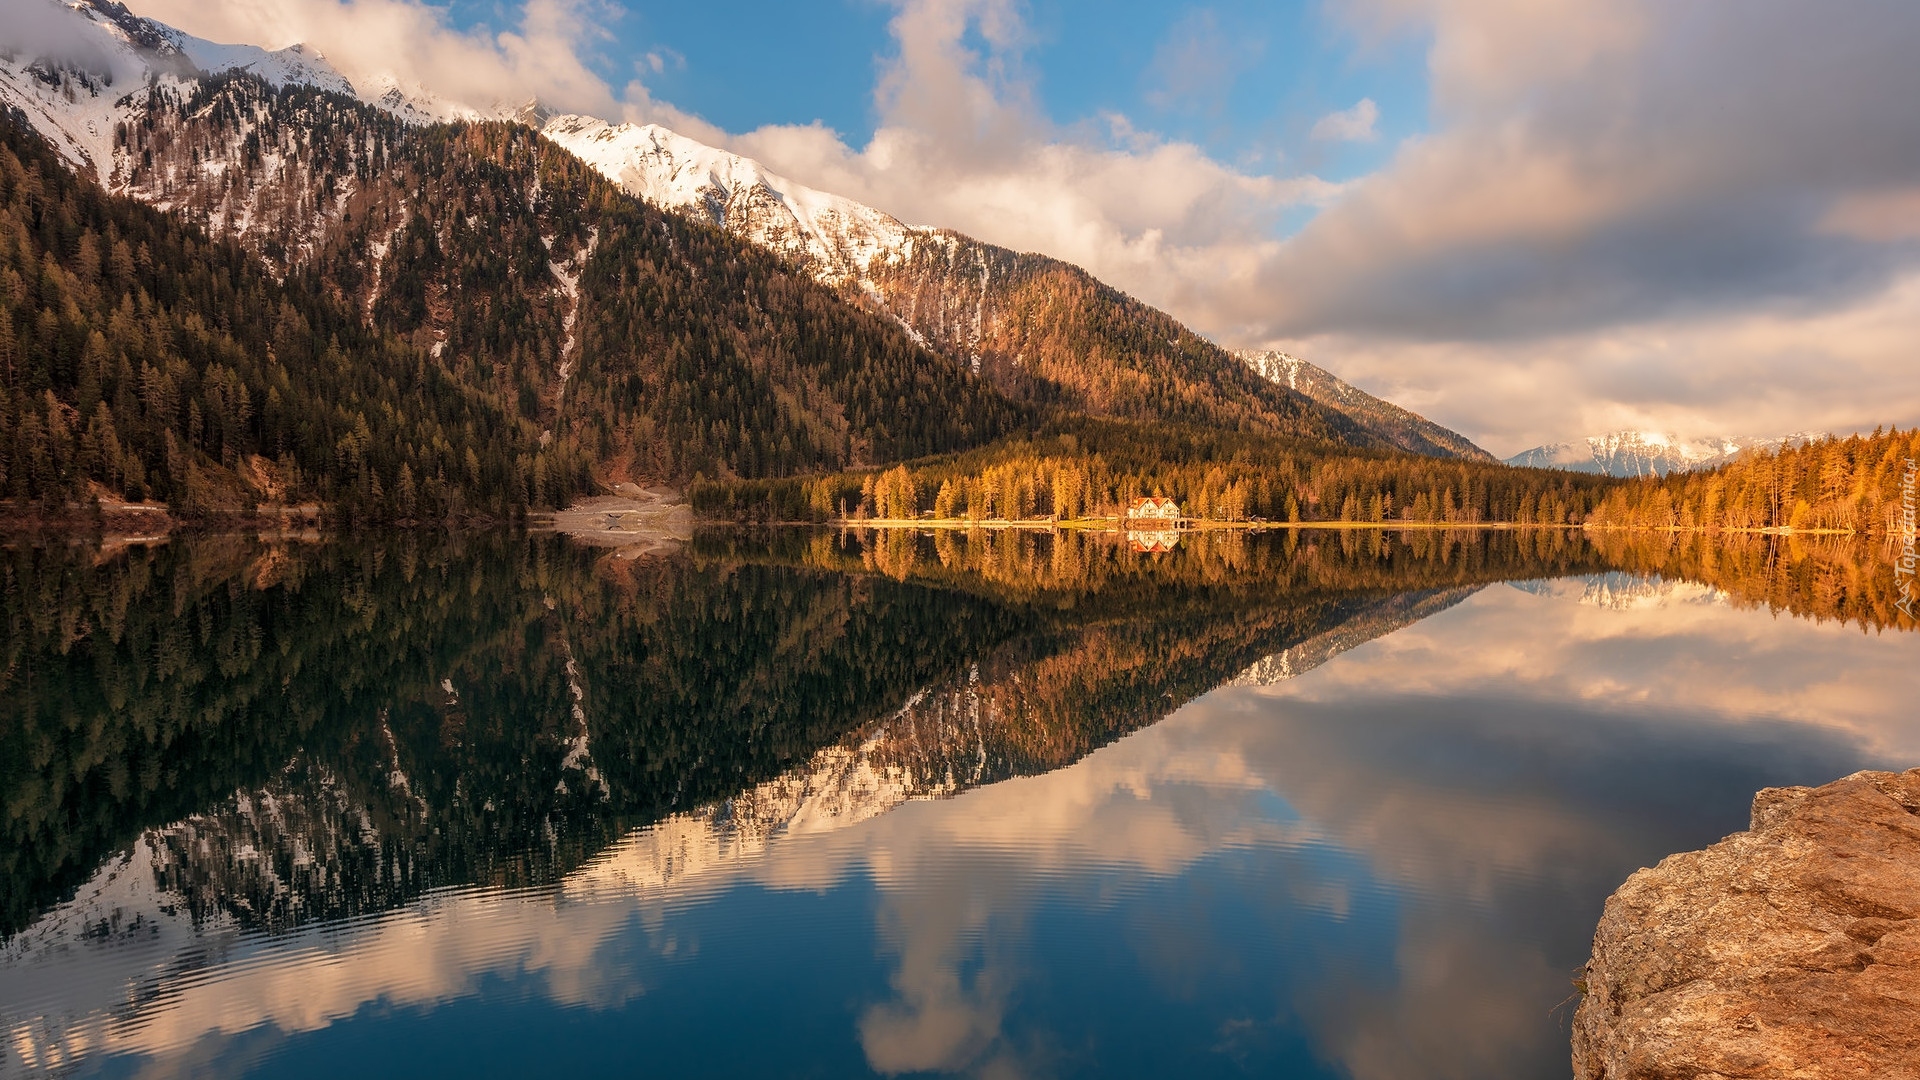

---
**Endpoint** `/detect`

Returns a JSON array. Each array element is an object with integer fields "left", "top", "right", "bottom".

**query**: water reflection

[{"left": 0, "top": 528, "right": 1913, "bottom": 1078}]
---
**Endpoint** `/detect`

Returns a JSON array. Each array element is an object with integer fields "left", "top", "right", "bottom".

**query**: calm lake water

[{"left": 2, "top": 528, "right": 1915, "bottom": 1079}]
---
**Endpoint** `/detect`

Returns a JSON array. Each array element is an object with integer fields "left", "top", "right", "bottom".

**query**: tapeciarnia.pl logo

[{"left": 1898, "top": 458, "right": 1917, "bottom": 620}]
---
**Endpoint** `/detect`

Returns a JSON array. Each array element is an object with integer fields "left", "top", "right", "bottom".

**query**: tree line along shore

[{"left": 693, "top": 421, "right": 1920, "bottom": 537}]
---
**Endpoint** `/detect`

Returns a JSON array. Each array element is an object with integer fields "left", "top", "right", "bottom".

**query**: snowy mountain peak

[
  {"left": 542, "top": 114, "right": 919, "bottom": 289},
  {"left": 1505, "top": 431, "right": 1826, "bottom": 477},
  {"left": 1240, "top": 350, "right": 1315, "bottom": 393},
  {"left": 0, "top": 0, "right": 512, "bottom": 177}
]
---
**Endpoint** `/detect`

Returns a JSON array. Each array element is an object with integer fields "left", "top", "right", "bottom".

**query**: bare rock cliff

[{"left": 1574, "top": 769, "right": 1920, "bottom": 1079}]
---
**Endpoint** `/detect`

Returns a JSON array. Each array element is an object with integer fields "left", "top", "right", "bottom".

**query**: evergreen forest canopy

[
  {"left": 0, "top": 105, "right": 556, "bottom": 519},
  {"left": 0, "top": 77, "right": 1569, "bottom": 527},
  {"left": 697, "top": 416, "right": 1626, "bottom": 525}
]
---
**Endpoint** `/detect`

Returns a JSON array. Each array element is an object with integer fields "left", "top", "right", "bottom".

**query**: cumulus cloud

[
  {"left": 1229, "top": 0, "right": 1920, "bottom": 447},
  {"left": 692, "top": 0, "right": 1339, "bottom": 361},
  {"left": 132, "top": 0, "right": 622, "bottom": 117},
  {"left": 1310, "top": 98, "right": 1378, "bottom": 143}
]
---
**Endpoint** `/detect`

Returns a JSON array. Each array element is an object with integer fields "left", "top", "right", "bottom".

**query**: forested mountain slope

[
  {"left": 0, "top": 0, "right": 1449, "bottom": 522},
  {"left": 112, "top": 74, "right": 1366, "bottom": 465},
  {"left": 103, "top": 74, "right": 1023, "bottom": 483},
  {"left": 0, "top": 108, "right": 556, "bottom": 518}
]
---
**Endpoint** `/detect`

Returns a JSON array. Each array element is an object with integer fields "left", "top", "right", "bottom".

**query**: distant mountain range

[
  {"left": 1235, "top": 351, "right": 1495, "bottom": 462},
  {"left": 1504, "top": 432, "right": 1825, "bottom": 478}
]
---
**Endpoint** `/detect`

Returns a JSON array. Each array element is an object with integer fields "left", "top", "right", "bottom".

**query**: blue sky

[{"left": 449, "top": 0, "right": 1428, "bottom": 188}]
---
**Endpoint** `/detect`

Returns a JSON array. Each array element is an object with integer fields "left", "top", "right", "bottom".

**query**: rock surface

[{"left": 1573, "top": 769, "right": 1920, "bottom": 1079}]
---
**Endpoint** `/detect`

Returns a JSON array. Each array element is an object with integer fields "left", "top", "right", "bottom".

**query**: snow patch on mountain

[
  {"left": 1229, "top": 587, "right": 1483, "bottom": 688},
  {"left": 1505, "top": 431, "right": 1826, "bottom": 477},
  {"left": 1240, "top": 351, "right": 1322, "bottom": 395},
  {"left": 172, "top": 39, "right": 355, "bottom": 98},
  {"left": 542, "top": 114, "right": 919, "bottom": 291}
]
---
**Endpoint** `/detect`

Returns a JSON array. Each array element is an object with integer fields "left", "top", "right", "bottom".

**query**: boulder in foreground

[{"left": 1574, "top": 768, "right": 1920, "bottom": 1079}]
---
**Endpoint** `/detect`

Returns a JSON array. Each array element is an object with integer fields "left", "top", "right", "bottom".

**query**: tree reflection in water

[{"left": 0, "top": 526, "right": 1910, "bottom": 1078}]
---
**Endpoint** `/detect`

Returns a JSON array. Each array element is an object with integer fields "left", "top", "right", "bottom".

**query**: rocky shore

[{"left": 1574, "top": 769, "right": 1920, "bottom": 1079}]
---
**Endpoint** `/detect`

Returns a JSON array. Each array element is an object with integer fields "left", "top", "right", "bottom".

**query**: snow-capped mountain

[
  {"left": 541, "top": 114, "right": 1012, "bottom": 369},
  {"left": 0, "top": 0, "right": 334, "bottom": 177},
  {"left": 0, "top": 1, "right": 1403, "bottom": 447},
  {"left": 1236, "top": 350, "right": 1494, "bottom": 461},
  {"left": 1504, "top": 431, "right": 1825, "bottom": 477},
  {"left": 1228, "top": 586, "right": 1481, "bottom": 686},
  {"left": 1, "top": 0, "right": 565, "bottom": 282},
  {"left": 541, "top": 114, "right": 1372, "bottom": 440}
]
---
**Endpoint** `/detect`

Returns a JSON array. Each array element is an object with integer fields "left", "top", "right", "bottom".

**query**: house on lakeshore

[{"left": 1126, "top": 497, "right": 1185, "bottom": 525}]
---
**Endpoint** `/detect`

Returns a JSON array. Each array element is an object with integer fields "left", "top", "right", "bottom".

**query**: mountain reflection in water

[{"left": 0, "top": 528, "right": 1914, "bottom": 1078}]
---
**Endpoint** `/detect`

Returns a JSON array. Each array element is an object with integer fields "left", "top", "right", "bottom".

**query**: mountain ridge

[
  {"left": 1505, "top": 431, "right": 1827, "bottom": 478},
  {"left": 1236, "top": 350, "right": 1494, "bottom": 461}
]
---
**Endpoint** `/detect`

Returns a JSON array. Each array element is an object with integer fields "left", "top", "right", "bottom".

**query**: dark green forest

[
  {"left": 1, "top": 88, "right": 1024, "bottom": 521},
  {"left": 0, "top": 106, "right": 557, "bottom": 521}
]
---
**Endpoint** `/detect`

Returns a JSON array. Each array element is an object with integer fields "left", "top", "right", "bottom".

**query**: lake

[{"left": 2, "top": 528, "right": 1915, "bottom": 1078}]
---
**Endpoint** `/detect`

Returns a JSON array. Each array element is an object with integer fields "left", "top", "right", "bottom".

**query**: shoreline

[
  {"left": 0, "top": 499, "right": 1876, "bottom": 541},
  {"left": 816, "top": 518, "right": 1865, "bottom": 537}
]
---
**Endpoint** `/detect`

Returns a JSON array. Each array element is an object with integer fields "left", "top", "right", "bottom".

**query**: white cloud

[
  {"left": 131, "top": 0, "right": 623, "bottom": 118},
  {"left": 1311, "top": 98, "right": 1379, "bottom": 142},
  {"left": 641, "top": 47, "right": 683, "bottom": 76}
]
